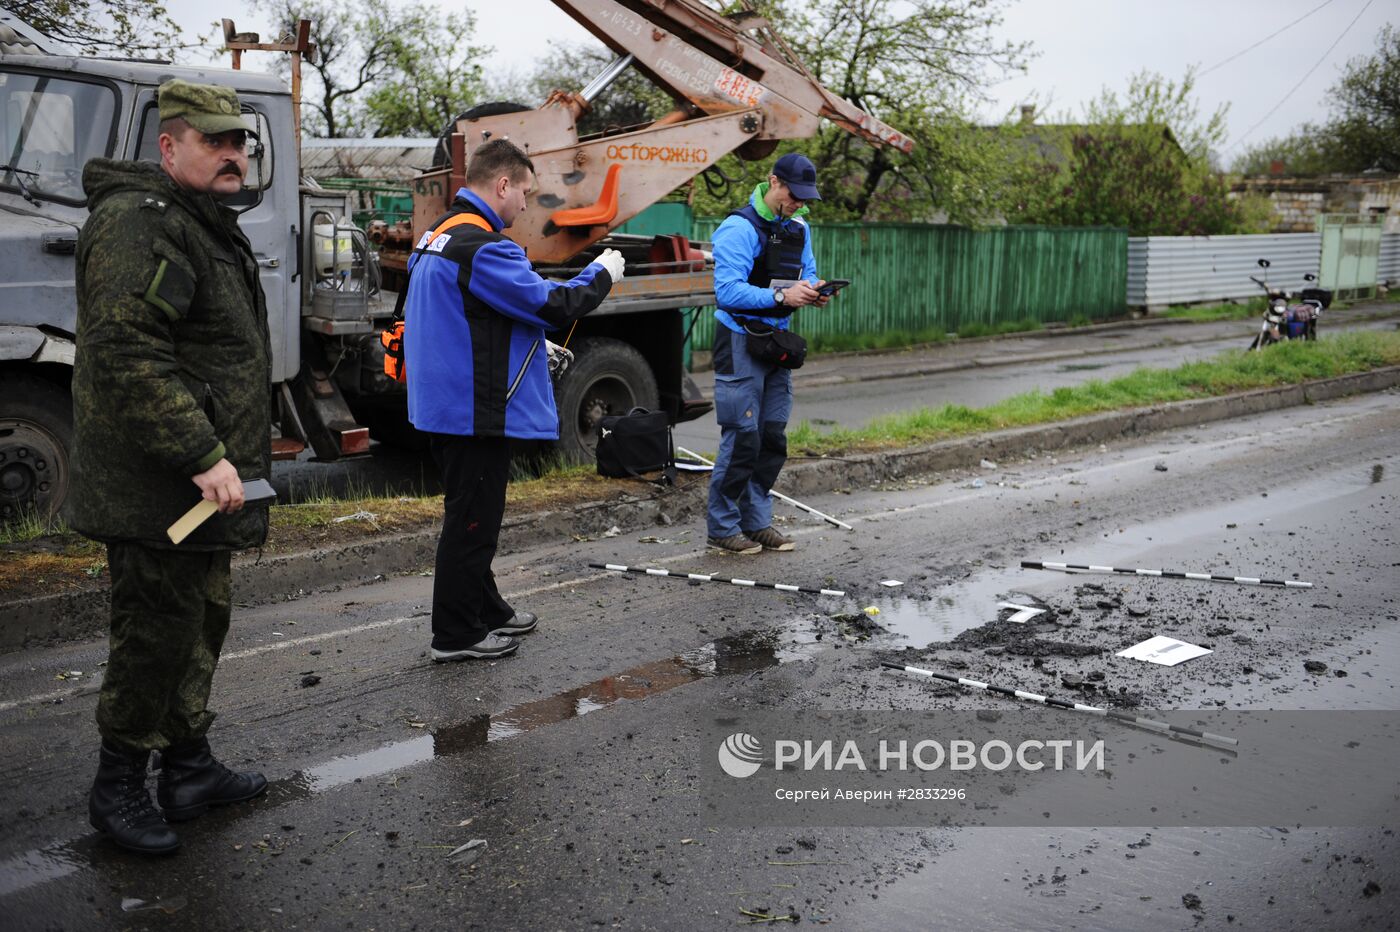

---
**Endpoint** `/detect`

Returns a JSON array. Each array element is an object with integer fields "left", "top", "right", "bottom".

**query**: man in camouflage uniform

[{"left": 68, "top": 79, "right": 271, "bottom": 855}]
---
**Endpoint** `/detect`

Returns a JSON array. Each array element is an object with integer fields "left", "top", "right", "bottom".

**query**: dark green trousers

[{"left": 96, "top": 541, "right": 232, "bottom": 752}]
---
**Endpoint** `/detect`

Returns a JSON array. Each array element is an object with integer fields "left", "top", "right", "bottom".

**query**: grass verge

[
  {"left": 4, "top": 332, "right": 1397, "bottom": 603},
  {"left": 805, "top": 317, "right": 1051, "bottom": 354},
  {"left": 787, "top": 331, "right": 1400, "bottom": 455},
  {"left": 1159, "top": 297, "right": 1267, "bottom": 321}
]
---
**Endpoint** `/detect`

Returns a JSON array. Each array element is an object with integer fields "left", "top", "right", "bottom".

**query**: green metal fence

[
  {"left": 685, "top": 220, "right": 1128, "bottom": 352},
  {"left": 1317, "top": 213, "right": 1383, "bottom": 299}
]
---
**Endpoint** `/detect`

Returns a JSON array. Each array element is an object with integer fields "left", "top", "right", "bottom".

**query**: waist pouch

[
  {"left": 380, "top": 320, "right": 406, "bottom": 382},
  {"left": 741, "top": 320, "right": 807, "bottom": 369},
  {"left": 596, "top": 407, "right": 676, "bottom": 485}
]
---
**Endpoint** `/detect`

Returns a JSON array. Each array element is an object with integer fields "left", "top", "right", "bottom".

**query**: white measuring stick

[{"left": 675, "top": 445, "right": 853, "bottom": 530}]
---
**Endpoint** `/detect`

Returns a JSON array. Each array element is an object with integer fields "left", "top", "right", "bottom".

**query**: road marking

[{"left": 1, "top": 404, "right": 1385, "bottom": 716}]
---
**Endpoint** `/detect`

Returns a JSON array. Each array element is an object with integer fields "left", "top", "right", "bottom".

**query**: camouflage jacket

[{"left": 67, "top": 160, "right": 271, "bottom": 550}]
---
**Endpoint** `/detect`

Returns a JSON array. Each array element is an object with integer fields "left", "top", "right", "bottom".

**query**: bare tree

[{"left": 2, "top": 0, "right": 191, "bottom": 58}]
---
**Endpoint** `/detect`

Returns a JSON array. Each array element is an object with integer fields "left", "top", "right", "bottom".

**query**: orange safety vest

[{"left": 381, "top": 211, "right": 495, "bottom": 383}]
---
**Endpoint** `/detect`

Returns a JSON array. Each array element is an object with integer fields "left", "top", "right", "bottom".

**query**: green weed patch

[{"left": 788, "top": 332, "right": 1400, "bottom": 455}]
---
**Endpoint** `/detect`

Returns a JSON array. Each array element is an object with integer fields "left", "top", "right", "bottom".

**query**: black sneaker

[
  {"left": 708, "top": 534, "right": 762, "bottom": 555},
  {"left": 431, "top": 634, "right": 519, "bottom": 662},
  {"left": 746, "top": 527, "right": 796, "bottom": 551},
  {"left": 491, "top": 611, "right": 538, "bottom": 636}
]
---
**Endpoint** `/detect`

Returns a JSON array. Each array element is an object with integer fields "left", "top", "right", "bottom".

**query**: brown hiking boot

[
  {"left": 708, "top": 534, "right": 763, "bottom": 555},
  {"left": 746, "top": 527, "right": 796, "bottom": 551}
]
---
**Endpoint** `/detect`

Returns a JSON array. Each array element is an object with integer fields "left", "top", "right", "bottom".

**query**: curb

[
  {"left": 766, "top": 308, "right": 1400, "bottom": 390},
  {"left": 4, "top": 365, "right": 1398, "bottom": 652}
]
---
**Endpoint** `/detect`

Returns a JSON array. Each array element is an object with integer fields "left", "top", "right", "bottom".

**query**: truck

[{"left": 0, "top": 1, "right": 912, "bottom": 522}]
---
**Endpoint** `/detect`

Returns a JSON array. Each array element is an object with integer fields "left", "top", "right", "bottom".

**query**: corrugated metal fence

[
  {"left": 687, "top": 219, "right": 1127, "bottom": 347},
  {"left": 1378, "top": 233, "right": 1400, "bottom": 284},
  {"left": 1126, "top": 233, "right": 1321, "bottom": 308}
]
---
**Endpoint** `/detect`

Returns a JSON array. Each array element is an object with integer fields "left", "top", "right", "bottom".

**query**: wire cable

[
  {"left": 1198, "top": 0, "right": 1336, "bottom": 77},
  {"left": 1225, "top": 0, "right": 1373, "bottom": 150}
]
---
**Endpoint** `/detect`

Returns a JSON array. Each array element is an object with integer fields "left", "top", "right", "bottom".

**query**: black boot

[
  {"left": 89, "top": 741, "right": 180, "bottom": 855},
  {"left": 156, "top": 737, "right": 267, "bottom": 822}
]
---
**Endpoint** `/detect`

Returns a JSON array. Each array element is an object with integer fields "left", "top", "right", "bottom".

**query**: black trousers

[{"left": 428, "top": 433, "right": 514, "bottom": 649}]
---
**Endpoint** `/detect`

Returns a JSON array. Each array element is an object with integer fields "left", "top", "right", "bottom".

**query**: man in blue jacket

[
  {"left": 707, "top": 153, "right": 827, "bottom": 554},
  {"left": 405, "top": 139, "right": 624, "bottom": 661}
]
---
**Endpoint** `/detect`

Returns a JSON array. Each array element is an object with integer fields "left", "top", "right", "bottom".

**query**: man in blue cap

[{"left": 705, "top": 153, "right": 829, "bottom": 554}]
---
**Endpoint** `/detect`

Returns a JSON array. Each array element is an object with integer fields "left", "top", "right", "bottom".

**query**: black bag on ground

[
  {"left": 596, "top": 407, "right": 676, "bottom": 485},
  {"left": 742, "top": 320, "right": 807, "bottom": 369}
]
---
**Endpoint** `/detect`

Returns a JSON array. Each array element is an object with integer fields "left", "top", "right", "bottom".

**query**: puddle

[
  {"left": 0, "top": 844, "right": 89, "bottom": 898},
  {"left": 0, "top": 629, "right": 800, "bottom": 900},
  {"left": 308, "top": 631, "right": 794, "bottom": 789},
  {"left": 773, "top": 565, "right": 1048, "bottom": 651}
]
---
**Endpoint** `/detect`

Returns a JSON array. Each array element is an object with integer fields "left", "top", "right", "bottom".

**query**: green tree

[
  {"left": 359, "top": 8, "right": 490, "bottom": 137},
  {"left": 1327, "top": 23, "right": 1400, "bottom": 172},
  {"left": 521, "top": 42, "right": 673, "bottom": 137},
  {"left": 760, "top": 0, "right": 1030, "bottom": 222},
  {"left": 1232, "top": 127, "right": 1338, "bottom": 176},
  {"left": 512, "top": 0, "right": 1028, "bottom": 224},
  {"left": 2, "top": 0, "right": 188, "bottom": 57},
  {"left": 1007, "top": 70, "right": 1264, "bottom": 235},
  {"left": 252, "top": 0, "right": 490, "bottom": 138},
  {"left": 1232, "top": 25, "right": 1400, "bottom": 175}
]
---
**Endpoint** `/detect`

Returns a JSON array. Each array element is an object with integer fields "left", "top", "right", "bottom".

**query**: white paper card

[
  {"left": 1117, "top": 635, "right": 1212, "bottom": 666},
  {"left": 880, "top": 580, "right": 903, "bottom": 588},
  {"left": 997, "top": 601, "right": 1046, "bottom": 623}
]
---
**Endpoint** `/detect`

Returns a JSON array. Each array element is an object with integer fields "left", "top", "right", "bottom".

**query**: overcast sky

[{"left": 160, "top": 0, "right": 1391, "bottom": 154}]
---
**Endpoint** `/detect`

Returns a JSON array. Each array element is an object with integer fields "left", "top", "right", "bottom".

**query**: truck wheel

[
  {"left": 0, "top": 372, "right": 73, "bottom": 522},
  {"left": 354, "top": 399, "right": 429, "bottom": 453},
  {"left": 554, "top": 337, "right": 659, "bottom": 462}
]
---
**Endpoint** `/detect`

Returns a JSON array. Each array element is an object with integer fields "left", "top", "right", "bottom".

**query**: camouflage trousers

[{"left": 96, "top": 541, "right": 232, "bottom": 752}]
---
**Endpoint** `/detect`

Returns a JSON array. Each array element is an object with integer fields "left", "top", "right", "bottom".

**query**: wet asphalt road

[
  {"left": 270, "top": 310, "right": 1400, "bottom": 502},
  {"left": 1, "top": 388, "right": 1398, "bottom": 929}
]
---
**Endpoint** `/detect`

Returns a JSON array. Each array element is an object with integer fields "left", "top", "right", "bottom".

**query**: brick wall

[{"left": 1232, "top": 176, "right": 1400, "bottom": 234}]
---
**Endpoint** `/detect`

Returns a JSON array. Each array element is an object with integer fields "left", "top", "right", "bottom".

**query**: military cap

[{"left": 158, "top": 79, "right": 259, "bottom": 137}]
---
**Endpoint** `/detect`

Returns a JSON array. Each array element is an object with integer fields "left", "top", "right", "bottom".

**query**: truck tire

[
  {"left": 353, "top": 398, "right": 429, "bottom": 453},
  {"left": 554, "top": 337, "right": 659, "bottom": 462},
  {"left": 0, "top": 372, "right": 73, "bottom": 522}
]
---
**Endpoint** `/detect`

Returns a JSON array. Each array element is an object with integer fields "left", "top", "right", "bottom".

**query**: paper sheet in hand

[
  {"left": 1117, "top": 635, "right": 1212, "bottom": 666},
  {"left": 167, "top": 479, "right": 277, "bottom": 545}
]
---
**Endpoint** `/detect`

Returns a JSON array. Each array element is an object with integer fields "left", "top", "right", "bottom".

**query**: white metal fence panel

[
  {"left": 1380, "top": 234, "right": 1400, "bottom": 284},
  {"left": 1127, "top": 233, "right": 1322, "bottom": 308}
]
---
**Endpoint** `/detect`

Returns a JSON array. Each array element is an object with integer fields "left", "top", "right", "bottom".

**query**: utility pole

[{"left": 221, "top": 18, "right": 316, "bottom": 155}]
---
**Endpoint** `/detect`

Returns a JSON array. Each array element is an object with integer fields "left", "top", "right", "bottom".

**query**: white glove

[
  {"left": 592, "top": 247, "right": 625, "bottom": 282},
  {"left": 546, "top": 340, "right": 574, "bottom": 378}
]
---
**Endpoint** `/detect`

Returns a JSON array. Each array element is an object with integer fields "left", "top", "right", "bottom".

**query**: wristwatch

[{"left": 773, "top": 287, "right": 785, "bottom": 305}]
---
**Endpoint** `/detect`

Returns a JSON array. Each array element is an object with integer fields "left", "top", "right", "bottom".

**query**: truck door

[{"left": 130, "top": 91, "right": 296, "bottom": 382}]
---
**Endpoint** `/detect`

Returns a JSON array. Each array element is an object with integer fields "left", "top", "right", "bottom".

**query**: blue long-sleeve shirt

[
  {"left": 405, "top": 189, "right": 613, "bottom": 438},
  {"left": 712, "top": 187, "right": 818, "bottom": 334}
]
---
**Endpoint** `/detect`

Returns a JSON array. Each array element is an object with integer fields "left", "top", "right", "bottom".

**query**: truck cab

[{"left": 0, "top": 40, "right": 320, "bottom": 520}]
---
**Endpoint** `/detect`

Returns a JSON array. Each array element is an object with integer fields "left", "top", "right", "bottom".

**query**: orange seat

[{"left": 550, "top": 164, "right": 621, "bottom": 228}]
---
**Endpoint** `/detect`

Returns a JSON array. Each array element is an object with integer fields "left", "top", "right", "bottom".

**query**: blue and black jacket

[
  {"left": 712, "top": 183, "right": 818, "bottom": 334},
  {"left": 404, "top": 189, "right": 613, "bottom": 439}
]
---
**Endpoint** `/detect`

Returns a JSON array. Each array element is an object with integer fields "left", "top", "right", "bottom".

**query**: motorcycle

[{"left": 1247, "top": 258, "right": 1331, "bottom": 351}]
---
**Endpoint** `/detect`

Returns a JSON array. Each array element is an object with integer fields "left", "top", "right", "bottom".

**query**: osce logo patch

[{"left": 426, "top": 233, "right": 451, "bottom": 253}]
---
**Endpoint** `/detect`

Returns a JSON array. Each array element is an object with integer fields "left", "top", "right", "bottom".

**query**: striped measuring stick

[
  {"left": 589, "top": 562, "right": 845, "bottom": 597},
  {"left": 880, "top": 661, "right": 1239, "bottom": 747},
  {"left": 1021, "top": 560, "right": 1312, "bottom": 589}
]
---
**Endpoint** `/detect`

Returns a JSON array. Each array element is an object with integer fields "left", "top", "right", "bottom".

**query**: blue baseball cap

[{"left": 771, "top": 152, "right": 821, "bottom": 201}]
